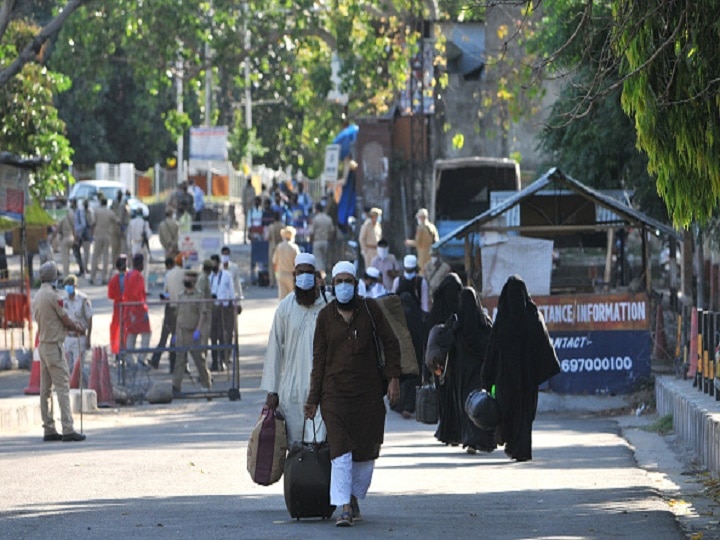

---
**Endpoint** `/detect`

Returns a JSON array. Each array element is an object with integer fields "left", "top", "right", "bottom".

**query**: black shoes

[
  {"left": 62, "top": 432, "right": 86, "bottom": 442},
  {"left": 43, "top": 433, "right": 63, "bottom": 442}
]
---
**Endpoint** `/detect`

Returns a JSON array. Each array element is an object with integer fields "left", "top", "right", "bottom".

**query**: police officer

[
  {"left": 62, "top": 275, "right": 93, "bottom": 374},
  {"left": 112, "top": 190, "right": 130, "bottom": 261},
  {"left": 195, "top": 259, "right": 214, "bottom": 353},
  {"left": 33, "top": 261, "right": 87, "bottom": 442},
  {"left": 90, "top": 196, "right": 119, "bottom": 285},
  {"left": 173, "top": 271, "right": 212, "bottom": 394},
  {"left": 57, "top": 202, "right": 76, "bottom": 278}
]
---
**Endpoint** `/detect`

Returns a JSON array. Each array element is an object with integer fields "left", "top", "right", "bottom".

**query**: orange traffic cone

[
  {"left": 97, "top": 347, "right": 115, "bottom": 408},
  {"left": 652, "top": 302, "right": 669, "bottom": 362},
  {"left": 23, "top": 335, "right": 41, "bottom": 395}
]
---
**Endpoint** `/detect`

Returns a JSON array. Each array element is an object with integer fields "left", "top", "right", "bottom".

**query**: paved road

[{"left": 0, "top": 243, "right": 712, "bottom": 539}]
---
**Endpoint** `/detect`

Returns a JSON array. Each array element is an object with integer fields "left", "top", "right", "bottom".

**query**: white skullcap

[
  {"left": 416, "top": 208, "right": 429, "bottom": 218},
  {"left": 403, "top": 254, "right": 418, "bottom": 269},
  {"left": 365, "top": 266, "right": 381, "bottom": 279},
  {"left": 332, "top": 261, "right": 356, "bottom": 278},
  {"left": 295, "top": 252, "right": 316, "bottom": 268}
]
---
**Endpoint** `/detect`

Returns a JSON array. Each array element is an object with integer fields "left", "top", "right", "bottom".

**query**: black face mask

[{"left": 183, "top": 280, "right": 193, "bottom": 289}]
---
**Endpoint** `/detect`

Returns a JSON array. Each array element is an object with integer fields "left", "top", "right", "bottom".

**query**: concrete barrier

[{"left": 656, "top": 375, "right": 720, "bottom": 476}]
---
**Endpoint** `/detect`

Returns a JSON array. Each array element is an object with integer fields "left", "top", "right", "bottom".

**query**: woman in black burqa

[
  {"left": 425, "top": 273, "right": 463, "bottom": 444},
  {"left": 450, "top": 287, "right": 496, "bottom": 453},
  {"left": 481, "top": 275, "right": 560, "bottom": 461}
]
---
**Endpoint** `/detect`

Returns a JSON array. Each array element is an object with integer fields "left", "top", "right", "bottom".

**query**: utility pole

[
  {"left": 243, "top": 3, "right": 252, "bottom": 170},
  {"left": 204, "top": 2, "right": 213, "bottom": 194},
  {"left": 176, "top": 52, "right": 184, "bottom": 185}
]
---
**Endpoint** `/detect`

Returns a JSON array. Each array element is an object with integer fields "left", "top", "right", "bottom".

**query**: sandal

[
  {"left": 335, "top": 511, "right": 354, "bottom": 527},
  {"left": 350, "top": 495, "right": 362, "bottom": 521}
]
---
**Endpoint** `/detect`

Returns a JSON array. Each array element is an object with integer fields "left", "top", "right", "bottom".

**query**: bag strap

[{"left": 363, "top": 299, "right": 384, "bottom": 374}]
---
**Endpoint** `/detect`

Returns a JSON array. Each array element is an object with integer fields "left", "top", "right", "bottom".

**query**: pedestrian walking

[
  {"left": 242, "top": 177, "right": 257, "bottom": 243},
  {"left": 189, "top": 178, "right": 205, "bottom": 231},
  {"left": 158, "top": 208, "right": 180, "bottom": 259},
  {"left": 359, "top": 208, "right": 382, "bottom": 270},
  {"left": 61, "top": 275, "right": 93, "bottom": 374},
  {"left": 272, "top": 226, "right": 301, "bottom": 300},
  {"left": 405, "top": 208, "right": 439, "bottom": 271},
  {"left": 209, "top": 254, "right": 235, "bottom": 372},
  {"left": 123, "top": 253, "right": 152, "bottom": 368},
  {"left": 149, "top": 256, "right": 184, "bottom": 372},
  {"left": 173, "top": 271, "right": 212, "bottom": 395},
  {"left": 56, "top": 202, "right": 76, "bottom": 278},
  {"left": 90, "top": 196, "right": 119, "bottom": 285},
  {"left": 112, "top": 190, "right": 130, "bottom": 260},
  {"left": 304, "top": 261, "right": 401, "bottom": 527},
  {"left": 71, "top": 199, "right": 87, "bottom": 275},
  {"left": 107, "top": 255, "right": 128, "bottom": 356},
  {"left": 33, "top": 261, "right": 87, "bottom": 442},
  {"left": 126, "top": 208, "right": 152, "bottom": 282},
  {"left": 266, "top": 212, "right": 283, "bottom": 288},
  {"left": 81, "top": 198, "right": 95, "bottom": 277},
  {"left": 481, "top": 275, "right": 561, "bottom": 461},
  {"left": 262, "top": 252, "right": 330, "bottom": 445},
  {"left": 391, "top": 254, "right": 430, "bottom": 313},
  {"left": 310, "top": 202, "right": 335, "bottom": 275},
  {"left": 369, "top": 238, "right": 399, "bottom": 292}
]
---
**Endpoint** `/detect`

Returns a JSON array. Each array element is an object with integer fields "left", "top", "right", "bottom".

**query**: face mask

[
  {"left": 377, "top": 247, "right": 389, "bottom": 259},
  {"left": 183, "top": 280, "right": 194, "bottom": 289},
  {"left": 404, "top": 271, "right": 416, "bottom": 280},
  {"left": 334, "top": 283, "right": 355, "bottom": 304},
  {"left": 430, "top": 256, "right": 438, "bottom": 265},
  {"left": 221, "top": 255, "right": 230, "bottom": 264},
  {"left": 295, "top": 273, "right": 315, "bottom": 291},
  {"left": 64, "top": 285, "right": 75, "bottom": 295}
]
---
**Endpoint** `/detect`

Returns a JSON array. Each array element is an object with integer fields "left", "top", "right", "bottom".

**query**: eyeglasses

[{"left": 333, "top": 278, "right": 355, "bottom": 285}]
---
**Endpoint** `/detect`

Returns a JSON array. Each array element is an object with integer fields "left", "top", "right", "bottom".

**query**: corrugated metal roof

[
  {"left": 0, "top": 152, "right": 46, "bottom": 169},
  {"left": 434, "top": 168, "right": 681, "bottom": 248}
]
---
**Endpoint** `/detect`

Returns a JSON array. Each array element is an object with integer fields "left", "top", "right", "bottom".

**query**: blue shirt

[{"left": 193, "top": 185, "right": 205, "bottom": 212}]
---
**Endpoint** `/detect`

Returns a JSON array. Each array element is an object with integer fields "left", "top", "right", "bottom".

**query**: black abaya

[{"left": 481, "top": 275, "right": 560, "bottom": 461}]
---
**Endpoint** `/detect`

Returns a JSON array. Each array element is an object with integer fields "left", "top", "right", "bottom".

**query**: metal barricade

[{"left": 115, "top": 296, "right": 242, "bottom": 402}]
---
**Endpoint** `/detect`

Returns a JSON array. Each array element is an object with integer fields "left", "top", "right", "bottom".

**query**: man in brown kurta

[{"left": 305, "top": 260, "right": 400, "bottom": 527}]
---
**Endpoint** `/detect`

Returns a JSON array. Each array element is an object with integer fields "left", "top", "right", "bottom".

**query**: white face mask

[
  {"left": 430, "top": 255, "right": 438, "bottom": 265},
  {"left": 221, "top": 254, "right": 230, "bottom": 264},
  {"left": 404, "top": 271, "right": 416, "bottom": 280},
  {"left": 377, "top": 247, "right": 389, "bottom": 259}
]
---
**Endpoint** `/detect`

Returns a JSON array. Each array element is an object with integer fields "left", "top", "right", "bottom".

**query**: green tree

[{"left": 0, "top": 18, "right": 73, "bottom": 199}]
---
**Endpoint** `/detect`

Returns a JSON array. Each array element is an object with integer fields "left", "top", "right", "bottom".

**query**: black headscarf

[
  {"left": 456, "top": 287, "right": 492, "bottom": 358},
  {"left": 427, "top": 272, "right": 463, "bottom": 329}
]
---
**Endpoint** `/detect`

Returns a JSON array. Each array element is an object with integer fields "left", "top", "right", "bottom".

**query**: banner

[{"left": 189, "top": 127, "right": 229, "bottom": 161}]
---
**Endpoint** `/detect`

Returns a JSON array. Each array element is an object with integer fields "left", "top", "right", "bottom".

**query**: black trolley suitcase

[{"left": 283, "top": 420, "right": 336, "bottom": 520}]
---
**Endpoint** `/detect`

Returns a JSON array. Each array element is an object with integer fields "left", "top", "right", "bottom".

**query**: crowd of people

[{"left": 33, "top": 176, "right": 560, "bottom": 527}]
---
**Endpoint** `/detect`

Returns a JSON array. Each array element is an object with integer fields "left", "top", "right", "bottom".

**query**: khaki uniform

[
  {"left": 62, "top": 291, "right": 92, "bottom": 373},
  {"left": 311, "top": 211, "right": 335, "bottom": 273},
  {"left": 272, "top": 241, "right": 300, "bottom": 299},
  {"left": 33, "top": 283, "right": 76, "bottom": 436},
  {"left": 81, "top": 207, "right": 95, "bottom": 273},
  {"left": 359, "top": 218, "right": 382, "bottom": 269},
  {"left": 173, "top": 289, "right": 211, "bottom": 392},
  {"left": 266, "top": 221, "right": 283, "bottom": 286},
  {"left": 159, "top": 217, "right": 179, "bottom": 258},
  {"left": 57, "top": 213, "right": 75, "bottom": 277},
  {"left": 407, "top": 221, "right": 439, "bottom": 271},
  {"left": 195, "top": 271, "right": 212, "bottom": 344},
  {"left": 112, "top": 200, "right": 130, "bottom": 259},
  {"left": 91, "top": 206, "right": 119, "bottom": 283}
]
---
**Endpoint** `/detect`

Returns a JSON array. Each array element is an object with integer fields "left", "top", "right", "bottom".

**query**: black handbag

[
  {"left": 465, "top": 388, "right": 501, "bottom": 430},
  {"left": 415, "top": 381, "right": 439, "bottom": 424}
]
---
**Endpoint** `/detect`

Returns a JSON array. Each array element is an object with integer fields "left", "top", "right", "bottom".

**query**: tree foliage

[
  {"left": 0, "top": 17, "right": 73, "bottom": 199},
  {"left": 612, "top": 0, "right": 720, "bottom": 227}
]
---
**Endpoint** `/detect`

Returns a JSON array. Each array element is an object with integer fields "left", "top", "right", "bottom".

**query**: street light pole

[{"left": 243, "top": 3, "right": 252, "bottom": 170}]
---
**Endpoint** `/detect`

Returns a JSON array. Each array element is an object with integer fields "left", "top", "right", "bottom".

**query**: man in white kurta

[{"left": 261, "top": 252, "right": 330, "bottom": 445}]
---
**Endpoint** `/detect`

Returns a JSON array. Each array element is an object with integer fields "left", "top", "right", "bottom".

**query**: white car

[{"left": 68, "top": 179, "right": 148, "bottom": 216}]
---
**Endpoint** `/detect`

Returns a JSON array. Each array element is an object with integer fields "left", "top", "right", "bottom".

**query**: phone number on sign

[{"left": 560, "top": 356, "right": 633, "bottom": 373}]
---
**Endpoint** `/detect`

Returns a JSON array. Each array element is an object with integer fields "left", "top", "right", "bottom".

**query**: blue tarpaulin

[{"left": 333, "top": 124, "right": 359, "bottom": 160}]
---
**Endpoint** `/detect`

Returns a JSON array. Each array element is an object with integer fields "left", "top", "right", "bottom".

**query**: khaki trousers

[
  {"left": 91, "top": 234, "right": 111, "bottom": 282},
  {"left": 278, "top": 271, "right": 294, "bottom": 300},
  {"left": 173, "top": 328, "right": 212, "bottom": 392},
  {"left": 39, "top": 341, "right": 75, "bottom": 435}
]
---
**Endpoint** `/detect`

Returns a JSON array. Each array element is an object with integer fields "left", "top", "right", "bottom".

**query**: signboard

[
  {"left": 178, "top": 231, "right": 225, "bottom": 266},
  {"left": 323, "top": 144, "right": 341, "bottom": 183},
  {"left": 0, "top": 163, "right": 27, "bottom": 220},
  {"left": 483, "top": 292, "right": 652, "bottom": 394},
  {"left": 189, "top": 127, "right": 229, "bottom": 161}
]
